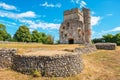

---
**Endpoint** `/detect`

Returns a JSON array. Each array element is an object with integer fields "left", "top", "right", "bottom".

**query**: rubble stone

[{"left": 95, "top": 43, "right": 116, "bottom": 50}]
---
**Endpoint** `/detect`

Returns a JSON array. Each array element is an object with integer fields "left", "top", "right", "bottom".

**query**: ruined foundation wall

[
  {"left": 95, "top": 43, "right": 116, "bottom": 50},
  {"left": 0, "top": 48, "right": 16, "bottom": 68},
  {"left": 74, "top": 44, "right": 97, "bottom": 54},
  {"left": 12, "top": 53, "right": 84, "bottom": 77},
  {"left": 0, "top": 44, "right": 98, "bottom": 77},
  {"left": 0, "top": 48, "right": 84, "bottom": 77}
]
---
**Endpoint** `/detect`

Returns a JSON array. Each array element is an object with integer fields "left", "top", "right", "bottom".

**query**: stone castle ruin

[
  {"left": 0, "top": 7, "right": 117, "bottom": 78},
  {"left": 59, "top": 8, "right": 91, "bottom": 44}
]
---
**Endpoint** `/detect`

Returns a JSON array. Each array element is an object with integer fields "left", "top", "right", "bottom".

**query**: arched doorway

[{"left": 68, "top": 38, "right": 74, "bottom": 44}]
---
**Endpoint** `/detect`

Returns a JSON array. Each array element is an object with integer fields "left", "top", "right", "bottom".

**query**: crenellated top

[{"left": 64, "top": 8, "right": 83, "bottom": 16}]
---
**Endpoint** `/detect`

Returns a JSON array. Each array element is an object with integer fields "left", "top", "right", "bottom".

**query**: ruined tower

[
  {"left": 82, "top": 8, "right": 91, "bottom": 43},
  {"left": 59, "top": 8, "right": 91, "bottom": 44}
]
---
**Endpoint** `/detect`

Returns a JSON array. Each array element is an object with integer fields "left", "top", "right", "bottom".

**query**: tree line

[
  {"left": 0, "top": 23, "right": 53, "bottom": 44},
  {"left": 92, "top": 33, "right": 120, "bottom": 45}
]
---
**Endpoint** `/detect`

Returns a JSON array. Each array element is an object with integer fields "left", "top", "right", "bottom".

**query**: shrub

[{"left": 32, "top": 69, "right": 41, "bottom": 77}]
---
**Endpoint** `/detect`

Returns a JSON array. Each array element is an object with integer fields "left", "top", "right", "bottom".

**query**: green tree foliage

[
  {"left": 14, "top": 25, "right": 31, "bottom": 42},
  {"left": 92, "top": 33, "right": 120, "bottom": 45},
  {"left": 31, "top": 30, "right": 42, "bottom": 43},
  {"left": 0, "top": 24, "right": 11, "bottom": 41},
  {"left": 0, "top": 23, "right": 54, "bottom": 44},
  {"left": 103, "top": 34, "right": 114, "bottom": 42},
  {"left": 55, "top": 40, "right": 60, "bottom": 44},
  {"left": 31, "top": 30, "right": 54, "bottom": 44},
  {"left": 45, "top": 35, "right": 54, "bottom": 44},
  {"left": 92, "top": 38, "right": 104, "bottom": 43},
  {"left": 114, "top": 33, "right": 120, "bottom": 45}
]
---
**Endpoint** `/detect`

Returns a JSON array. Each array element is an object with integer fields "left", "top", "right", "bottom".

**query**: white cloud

[
  {"left": 71, "top": 0, "right": 80, "bottom": 4},
  {"left": 19, "top": 19, "right": 60, "bottom": 30},
  {"left": 80, "top": 1, "right": 87, "bottom": 8},
  {"left": 91, "top": 16, "right": 101, "bottom": 26},
  {"left": 91, "top": 11, "right": 95, "bottom": 15},
  {"left": 92, "top": 26, "right": 120, "bottom": 39},
  {"left": 98, "top": 27, "right": 120, "bottom": 34},
  {"left": 71, "top": 0, "right": 87, "bottom": 8},
  {"left": 40, "top": 2, "right": 61, "bottom": 8},
  {"left": 16, "top": 11, "right": 36, "bottom": 18},
  {"left": 106, "top": 14, "right": 113, "bottom": 16},
  {"left": 0, "top": 19, "right": 17, "bottom": 29},
  {"left": 53, "top": 19, "right": 61, "bottom": 22},
  {"left": 0, "top": 10, "right": 36, "bottom": 19},
  {"left": 0, "top": 2, "right": 17, "bottom": 10},
  {"left": 110, "top": 27, "right": 120, "bottom": 32},
  {"left": 0, "top": 19, "right": 17, "bottom": 25}
]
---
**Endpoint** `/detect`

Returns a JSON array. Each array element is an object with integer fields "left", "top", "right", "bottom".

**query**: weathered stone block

[
  {"left": 95, "top": 43, "right": 116, "bottom": 50},
  {"left": 74, "top": 44, "right": 97, "bottom": 54}
]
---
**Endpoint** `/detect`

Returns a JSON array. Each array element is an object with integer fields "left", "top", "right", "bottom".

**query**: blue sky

[{"left": 0, "top": 0, "right": 120, "bottom": 41}]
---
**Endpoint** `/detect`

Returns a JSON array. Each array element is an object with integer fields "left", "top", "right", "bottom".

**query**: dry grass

[
  {"left": 0, "top": 43, "right": 82, "bottom": 54},
  {"left": 0, "top": 43, "right": 120, "bottom": 80}
]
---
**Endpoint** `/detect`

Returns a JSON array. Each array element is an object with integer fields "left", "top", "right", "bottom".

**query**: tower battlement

[
  {"left": 64, "top": 8, "right": 81, "bottom": 16},
  {"left": 63, "top": 8, "right": 83, "bottom": 21}
]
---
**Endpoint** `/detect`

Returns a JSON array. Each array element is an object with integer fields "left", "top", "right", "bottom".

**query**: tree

[
  {"left": 92, "top": 38, "right": 104, "bottom": 43},
  {"left": 114, "top": 33, "right": 120, "bottom": 45},
  {"left": 14, "top": 25, "right": 31, "bottom": 42},
  {"left": 45, "top": 35, "right": 54, "bottom": 44},
  {"left": 103, "top": 34, "right": 114, "bottom": 42},
  {"left": 92, "top": 33, "right": 120, "bottom": 45},
  {"left": 31, "top": 30, "right": 42, "bottom": 43},
  {"left": 0, "top": 24, "right": 6, "bottom": 30},
  {"left": 56, "top": 40, "right": 60, "bottom": 44},
  {"left": 5, "top": 33, "right": 11, "bottom": 41},
  {"left": 0, "top": 23, "right": 11, "bottom": 41}
]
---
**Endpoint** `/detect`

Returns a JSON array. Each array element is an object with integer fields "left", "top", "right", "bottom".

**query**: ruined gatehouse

[{"left": 59, "top": 8, "right": 91, "bottom": 44}]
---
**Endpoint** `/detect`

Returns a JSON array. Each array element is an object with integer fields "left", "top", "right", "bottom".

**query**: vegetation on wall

[{"left": 0, "top": 23, "right": 53, "bottom": 44}]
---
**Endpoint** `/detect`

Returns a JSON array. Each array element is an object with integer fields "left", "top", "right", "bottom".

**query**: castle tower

[
  {"left": 82, "top": 8, "right": 91, "bottom": 43},
  {"left": 59, "top": 8, "right": 91, "bottom": 44}
]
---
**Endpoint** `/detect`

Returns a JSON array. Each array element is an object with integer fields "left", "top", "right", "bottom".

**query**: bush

[{"left": 32, "top": 69, "right": 41, "bottom": 77}]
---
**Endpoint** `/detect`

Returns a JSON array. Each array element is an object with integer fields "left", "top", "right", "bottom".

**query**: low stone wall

[
  {"left": 95, "top": 43, "right": 116, "bottom": 50},
  {"left": 0, "top": 44, "right": 98, "bottom": 77},
  {"left": 0, "top": 48, "right": 84, "bottom": 77},
  {"left": 74, "top": 44, "right": 97, "bottom": 54},
  {"left": 0, "top": 48, "right": 16, "bottom": 68},
  {"left": 12, "top": 53, "right": 84, "bottom": 77}
]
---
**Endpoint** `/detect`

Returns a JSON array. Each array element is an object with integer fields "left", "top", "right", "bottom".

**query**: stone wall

[
  {"left": 12, "top": 53, "right": 83, "bottom": 77},
  {"left": 74, "top": 44, "right": 97, "bottom": 54},
  {"left": 95, "top": 43, "right": 116, "bottom": 50},
  {"left": 0, "top": 48, "right": 16, "bottom": 68},
  {"left": 0, "top": 48, "right": 84, "bottom": 77}
]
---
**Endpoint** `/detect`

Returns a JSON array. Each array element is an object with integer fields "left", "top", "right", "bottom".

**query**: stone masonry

[
  {"left": 59, "top": 8, "right": 91, "bottom": 44},
  {"left": 12, "top": 53, "right": 84, "bottom": 77},
  {"left": 0, "top": 48, "right": 84, "bottom": 77},
  {"left": 0, "top": 48, "right": 16, "bottom": 68},
  {"left": 95, "top": 43, "right": 116, "bottom": 50},
  {"left": 0, "top": 44, "right": 98, "bottom": 77}
]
